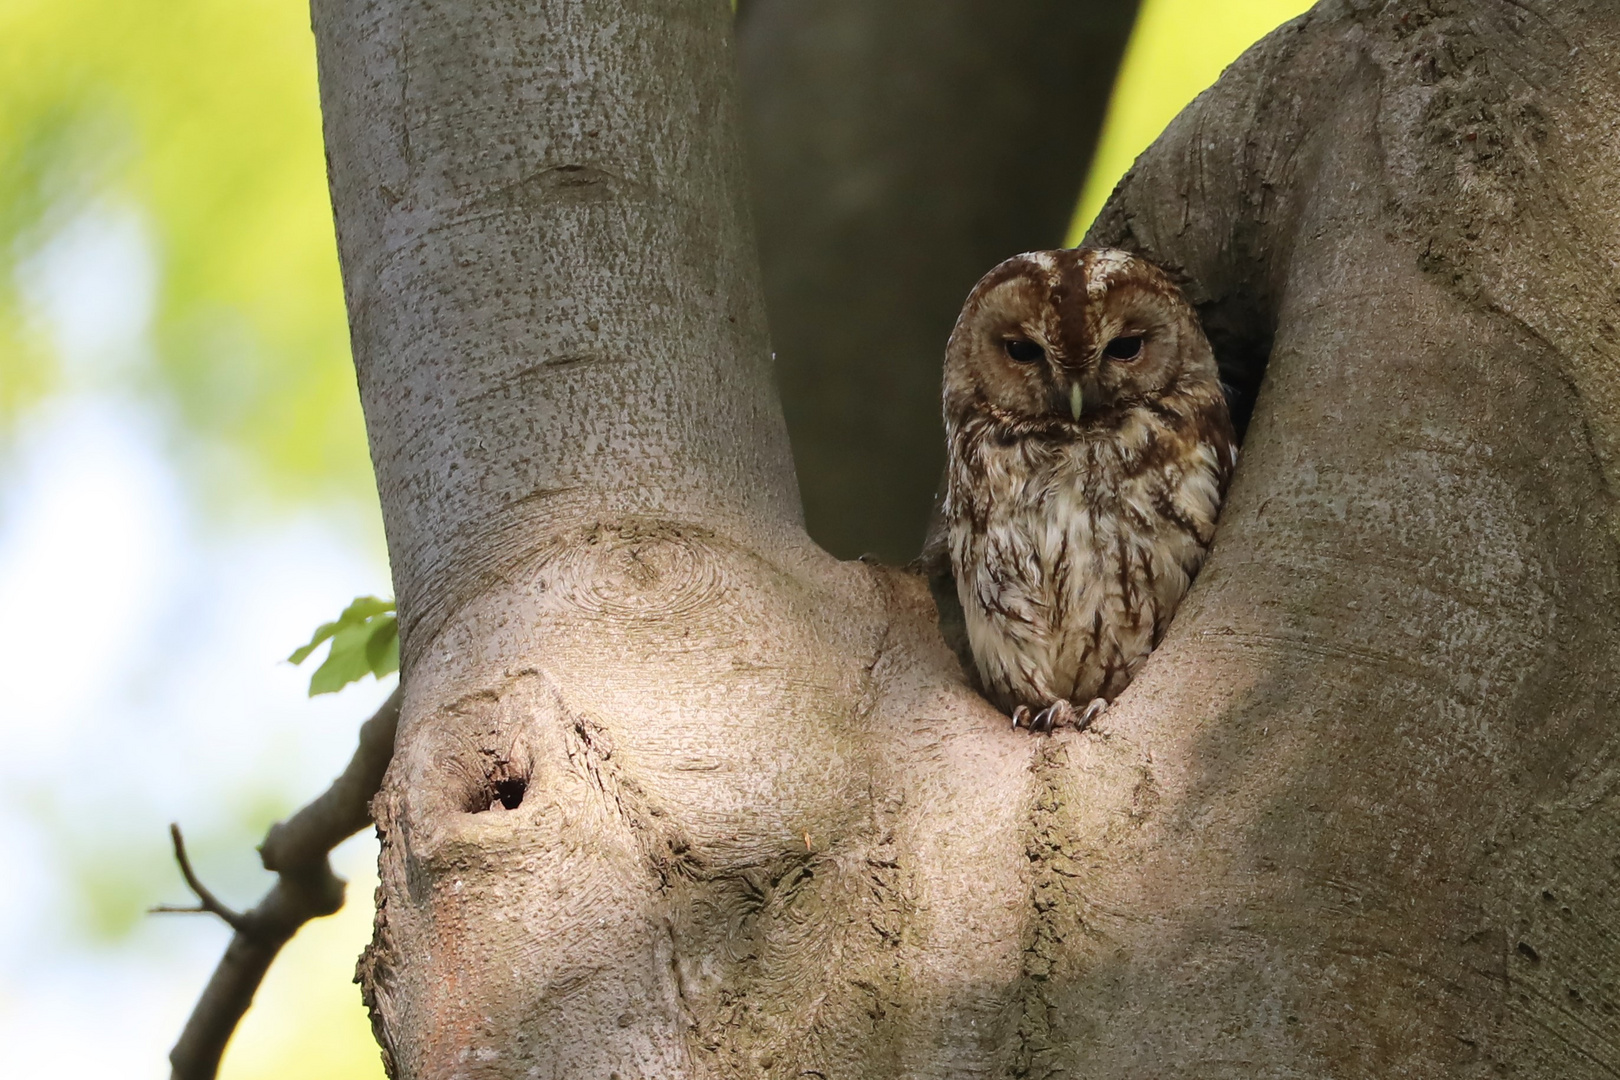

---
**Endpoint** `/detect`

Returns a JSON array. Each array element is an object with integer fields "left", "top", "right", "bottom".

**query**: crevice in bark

[
  {"left": 1005, "top": 736, "right": 1161, "bottom": 1077},
  {"left": 356, "top": 799, "right": 402, "bottom": 1080},
  {"left": 1008, "top": 740, "right": 1074, "bottom": 1078}
]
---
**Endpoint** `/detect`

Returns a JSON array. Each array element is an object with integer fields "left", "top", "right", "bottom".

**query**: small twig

[
  {"left": 163, "top": 685, "right": 402, "bottom": 1080},
  {"left": 153, "top": 824, "right": 249, "bottom": 931}
]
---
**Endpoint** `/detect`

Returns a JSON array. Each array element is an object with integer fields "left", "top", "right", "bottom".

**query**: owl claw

[
  {"left": 1075, "top": 698, "right": 1108, "bottom": 732},
  {"left": 1010, "top": 698, "right": 1107, "bottom": 734},
  {"left": 1036, "top": 699, "right": 1075, "bottom": 732},
  {"left": 1010, "top": 699, "right": 1075, "bottom": 734}
]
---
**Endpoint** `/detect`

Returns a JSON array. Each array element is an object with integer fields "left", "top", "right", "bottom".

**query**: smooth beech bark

[{"left": 311, "top": 0, "right": 1620, "bottom": 1075}]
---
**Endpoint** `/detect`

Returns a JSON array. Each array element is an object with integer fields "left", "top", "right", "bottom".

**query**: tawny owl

[{"left": 943, "top": 247, "right": 1236, "bottom": 732}]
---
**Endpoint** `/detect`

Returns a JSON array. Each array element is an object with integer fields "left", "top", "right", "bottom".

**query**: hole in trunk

[
  {"left": 470, "top": 758, "right": 529, "bottom": 813},
  {"left": 492, "top": 776, "right": 527, "bottom": 810},
  {"left": 1198, "top": 299, "right": 1273, "bottom": 444}
]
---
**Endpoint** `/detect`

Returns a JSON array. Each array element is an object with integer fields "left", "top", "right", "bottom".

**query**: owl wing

[{"left": 969, "top": 525, "right": 1049, "bottom": 633}]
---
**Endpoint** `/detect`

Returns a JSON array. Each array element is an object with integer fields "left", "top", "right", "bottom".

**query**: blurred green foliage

[
  {"left": 45, "top": 782, "right": 296, "bottom": 943},
  {"left": 0, "top": 0, "right": 371, "bottom": 507}
]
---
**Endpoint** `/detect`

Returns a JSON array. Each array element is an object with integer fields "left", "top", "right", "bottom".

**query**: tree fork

[{"left": 314, "top": 0, "right": 1620, "bottom": 1075}]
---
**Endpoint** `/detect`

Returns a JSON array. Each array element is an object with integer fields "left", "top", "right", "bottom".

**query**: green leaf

[
  {"left": 307, "top": 620, "right": 375, "bottom": 696},
  {"left": 287, "top": 618, "right": 341, "bottom": 665},
  {"left": 339, "top": 595, "right": 394, "bottom": 622},
  {"left": 365, "top": 616, "right": 399, "bottom": 678},
  {"left": 288, "top": 595, "right": 399, "bottom": 695}
]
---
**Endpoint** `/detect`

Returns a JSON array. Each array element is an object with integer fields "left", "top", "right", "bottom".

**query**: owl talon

[
  {"left": 1075, "top": 698, "right": 1108, "bottom": 732},
  {"left": 1010, "top": 699, "right": 1076, "bottom": 734},
  {"left": 1038, "top": 699, "right": 1074, "bottom": 733}
]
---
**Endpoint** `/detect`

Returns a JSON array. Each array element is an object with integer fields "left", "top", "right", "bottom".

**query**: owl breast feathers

[{"left": 942, "top": 247, "right": 1236, "bottom": 731}]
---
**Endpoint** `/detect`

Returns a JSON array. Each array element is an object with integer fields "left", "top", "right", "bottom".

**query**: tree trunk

[
  {"left": 736, "top": 0, "right": 1139, "bottom": 563},
  {"left": 313, "top": 0, "right": 1620, "bottom": 1075}
]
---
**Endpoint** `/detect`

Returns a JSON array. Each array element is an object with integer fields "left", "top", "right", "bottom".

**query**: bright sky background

[
  {"left": 0, "top": 1, "right": 1311, "bottom": 1075},
  {"left": 1070, "top": 0, "right": 1316, "bottom": 240}
]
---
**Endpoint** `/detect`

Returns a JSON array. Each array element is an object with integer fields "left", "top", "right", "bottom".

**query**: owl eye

[
  {"left": 1002, "top": 338, "right": 1045, "bottom": 364},
  {"left": 1103, "top": 335, "right": 1143, "bottom": 361}
]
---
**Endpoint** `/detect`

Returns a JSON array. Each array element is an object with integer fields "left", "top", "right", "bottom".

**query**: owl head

[{"left": 942, "top": 247, "right": 1218, "bottom": 430}]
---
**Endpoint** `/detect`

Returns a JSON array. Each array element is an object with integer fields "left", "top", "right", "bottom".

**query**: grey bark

[
  {"left": 1070, "top": 2, "right": 1620, "bottom": 1071},
  {"left": 312, "top": 0, "right": 802, "bottom": 672},
  {"left": 313, "top": 0, "right": 1620, "bottom": 1076},
  {"left": 737, "top": 0, "right": 1139, "bottom": 563}
]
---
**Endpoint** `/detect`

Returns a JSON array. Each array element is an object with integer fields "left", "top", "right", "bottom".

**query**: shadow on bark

[
  {"left": 738, "top": 0, "right": 1140, "bottom": 563},
  {"left": 1044, "top": 2, "right": 1620, "bottom": 1070}
]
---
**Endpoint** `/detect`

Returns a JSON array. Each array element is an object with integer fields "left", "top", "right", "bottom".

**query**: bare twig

[
  {"left": 150, "top": 825, "right": 248, "bottom": 931},
  {"left": 160, "top": 685, "right": 402, "bottom": 1080}
]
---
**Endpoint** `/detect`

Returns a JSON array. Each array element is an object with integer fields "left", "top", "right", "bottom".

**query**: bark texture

[
  {"left": 737, "top": 0, "right": 1139, "bottom": 562},
  {"left": 316, "top": 0, "right": 1620, "bottom": 1075},
  {"left": 312, "top": 0, "right": 804, "bottom": 673},
  {"left": 1065, "top": 1, "right": 1620, "bottom": 1069}
]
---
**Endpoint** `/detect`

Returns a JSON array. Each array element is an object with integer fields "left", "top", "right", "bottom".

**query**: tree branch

[
  {"left": 739, "top": 0, "right": 1140, "bottom": 562},
  {"left": 151, "top": 825, "right": 249, "bottom": 932},
  {"left": 161, "top": 685, "right": 402, "bottom": 1080},
  {"left": 311, "top": 0, "right": 803, "bottom": 674}
]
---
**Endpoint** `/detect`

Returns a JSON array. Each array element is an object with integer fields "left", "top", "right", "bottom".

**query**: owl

[{"left": 943, "top": 247, "right": 1236, "bottom": 732}]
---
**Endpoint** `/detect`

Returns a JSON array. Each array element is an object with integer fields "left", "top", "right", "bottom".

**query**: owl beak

[{"left": 1069, "top": 383, "right": 1083, "bottom": 421}]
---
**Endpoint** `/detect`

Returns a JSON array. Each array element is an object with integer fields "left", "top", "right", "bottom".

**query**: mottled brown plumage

[{"left": 943, "top": 247, "right": 1235, "bottom": 731}]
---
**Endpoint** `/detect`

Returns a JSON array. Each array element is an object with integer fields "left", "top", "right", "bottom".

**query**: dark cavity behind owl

[{"left": 942, "top": 248, "right": 1236, "bottom": 732}]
